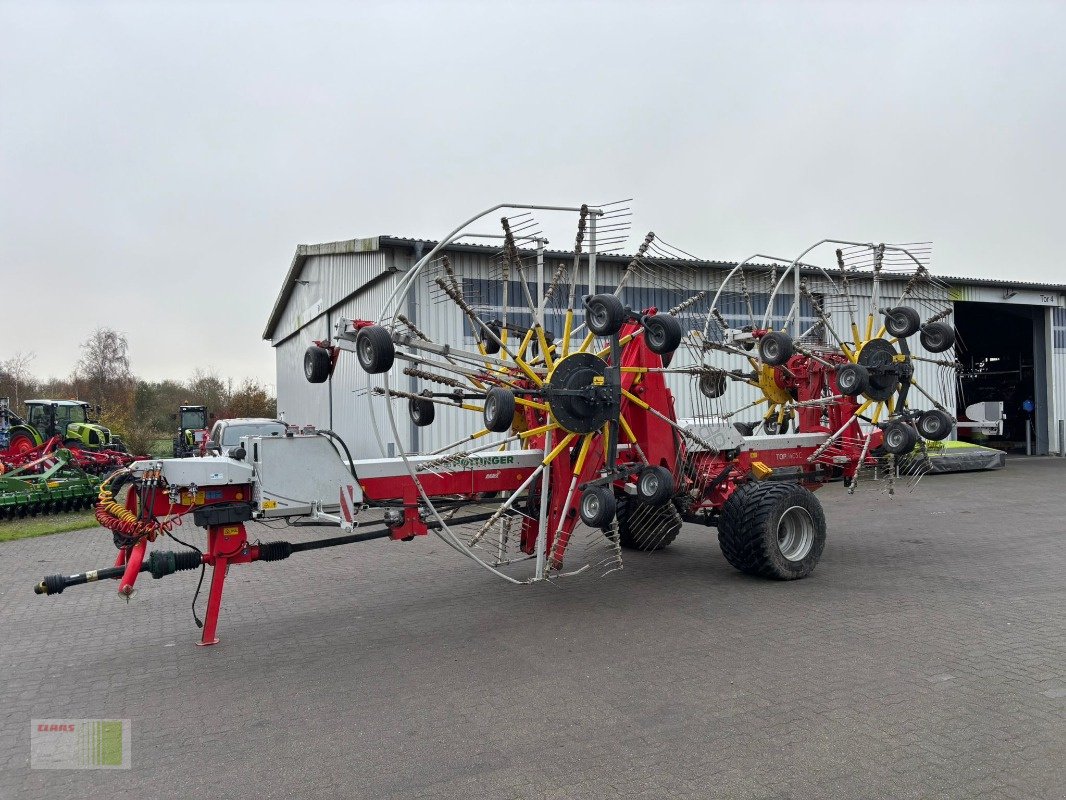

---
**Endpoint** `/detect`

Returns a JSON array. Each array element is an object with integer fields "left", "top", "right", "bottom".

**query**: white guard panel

[
  {"left": 246, "top": 434, "right": 361, "bottom": 517},
  {"left": 132, "top": 457, "right": 255, "bottom": 487}
]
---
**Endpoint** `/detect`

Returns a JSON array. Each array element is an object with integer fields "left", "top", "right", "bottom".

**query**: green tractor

[
  {"left": 172, "top": 404, "right": 212, "bottom": 457},
  {"left": 5, "top": 399, "right": 126, "bottom": 456}
]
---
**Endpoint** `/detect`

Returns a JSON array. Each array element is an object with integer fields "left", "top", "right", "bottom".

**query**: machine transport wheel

[
  {"left": 836, "top": 363, "right": 869, "bottom": 397},
  {"left": 409, "top": 391, "right": 435, "bottom": 427},
  {"left": 916, "top": 409, "right": 953, "bottom": 441},
  {"left": 717, "top": 481, "right": 826, "bottom": 580},
  {"left": 585, "top": 294, "right": 626, "bottom": 336},
  {"left": 636, "top": 465, "right": 674, "bottom": 506},
  {"left": 615, "top": 496, "right": 682, "bottom": 551},
  {"left": 579, "top": 486, "right": 616, "bottom": 528},
  {"left": 642, "top": 313, "right": 683, "bottom": 355},
  {"left": 699, "top": 371, "right": 727, "bottom": 399},
  {"left": 762, "top": 416, "right": 791, "bottom": 435},
  {"left": 356, "top": 326, "right": 395, "bottom": 374},
  {"left": 919, "top": 322, "right": 955, "bottom": 353},
  {"left": 882, "top": 420, "right": 918, "bottom": 454},
  {"left": 479, "top": 321, "right": 502, "bottom": 355},
  {"left": 304, "top": 345, "right": 332, "bottom": 383},
  {"left": 483, "top": 387, "right": 516, "bottom": 433},
  {"left": 758, "top": 331, "right": 794, "bottom": 366},
  {"left": 884, "top": 306, "right": 922, "bottom": 338}
]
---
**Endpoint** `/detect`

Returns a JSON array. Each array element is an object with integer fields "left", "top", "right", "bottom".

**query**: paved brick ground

[{"left": 1, "top": 457, "right": 1064, "bottom": 799}]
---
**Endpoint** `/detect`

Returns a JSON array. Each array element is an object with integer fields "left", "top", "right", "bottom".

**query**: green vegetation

[{"left": 0, "top": 511, "right": 98, "bottom": 542}]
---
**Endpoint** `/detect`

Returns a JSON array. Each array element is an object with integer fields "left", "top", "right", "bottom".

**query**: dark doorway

[{"left": 954, "top": 301, "right": 1046, "bottom": 453}]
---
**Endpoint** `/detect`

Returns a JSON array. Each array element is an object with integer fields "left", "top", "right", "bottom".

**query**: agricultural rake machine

[{"left": 33, "top": 201, "right": 961, "bottom": 646}]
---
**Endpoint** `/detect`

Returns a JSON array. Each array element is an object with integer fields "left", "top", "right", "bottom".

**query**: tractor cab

[
  {"left": 173, "top": 404, "right": 212, "bottom": 457},
  {"left": 180, "top": 405, "right": 208, "bottom": 433}
]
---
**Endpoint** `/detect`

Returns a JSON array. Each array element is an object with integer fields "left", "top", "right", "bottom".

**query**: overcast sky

[{"left": 2, "top": 0, "right": 1063, "bottom": 385}]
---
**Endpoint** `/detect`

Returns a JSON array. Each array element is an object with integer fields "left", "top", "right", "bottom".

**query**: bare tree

[
  {"left": 74, "top": 328, "right": 133, "bottom": 409},
  {"left": 2, "top": 351, "right": 37, "bottom": 405}
]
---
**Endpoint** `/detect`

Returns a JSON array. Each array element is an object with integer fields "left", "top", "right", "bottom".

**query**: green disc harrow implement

[{"left": 0, "top": 449, "right": 101, "bottom": 519}]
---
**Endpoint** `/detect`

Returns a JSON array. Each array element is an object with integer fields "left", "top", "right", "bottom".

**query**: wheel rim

[
  {"left": 639, "top": 471, "right": 660, "bottom": 497},
  {"left": 647, "top": 324, "right": 664, "bottom": 349},
  {"left": 777, "top": 505, "right": 815, "bottom": 561},
  {"left": 763, "top": 340, "right": 779, "bottom": 360},
  {"left": 920, "top": 413, "right": 944, "bottom": 438},
  {"left": 886, "top": 427, "right": 904, "bottom": 449},
  {"left": 359, "top": 337, "right": 373, "bottom": 365},
  {"left": 591, "top": 304, "right": 607, "bottom": 329},
  {"left": 583, "top": 492, "right": 600, "bottom": 517},
  {"left": 700, "top": 372, "right": 725, "bottom": 398}
]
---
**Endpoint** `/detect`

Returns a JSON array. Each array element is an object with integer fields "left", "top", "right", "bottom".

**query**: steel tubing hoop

[
  {"left": 375, "top": 203, "right": 604, "bottom": 583},
  {"left": 378, "top": 203, "right": 604, "bottom": 326},
  {"left": 378, "top": 366, "right": 528, "bottom": 583},
  {"left": 701, "top": 254, "right": 797, "bottom": 338},
  {"left": 761, "top": 240, "right": 929, "bottom": 333}
]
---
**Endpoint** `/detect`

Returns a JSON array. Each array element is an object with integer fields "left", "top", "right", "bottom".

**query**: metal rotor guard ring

[
  {"left": 858, "top": 338, "right": 902, "bottom": 402},
  {"left": 544, "top": 352, "right": 619, "bottom": 435}
]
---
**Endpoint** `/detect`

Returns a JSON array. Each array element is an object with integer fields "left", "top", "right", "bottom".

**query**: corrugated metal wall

[
  {"left": 275, "top": 319, "right": 332, "bottom": 434},
  {"left": 270, "top": 247, "right": 386, "bottom": 345},
  {"left": 273, "top": 247, "right": 399, "bottom": 456}
]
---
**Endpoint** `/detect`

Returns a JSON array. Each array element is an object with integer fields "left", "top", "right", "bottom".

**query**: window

[{"left": 220, "top": 422, "right": 285, "bottom": 446}]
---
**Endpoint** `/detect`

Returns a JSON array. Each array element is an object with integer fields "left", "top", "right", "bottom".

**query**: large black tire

[
  {"left": 304, "top": 345, "right": 332, "bottom": 383},
  {"left": 478, "top": 321, "right": 502, "bottom": 355},
  {"left": 635, "top": 466, "right": 674, "bottom": 506},
  {"left": 884, "top": 306, "right": 921, "bottom": 338},
  {"left": 408, "top": 391, "right": 435, "bottom": 427},
  {"left": 642, "top": 314, "right": 683, "bottom": 355},
  {"left": 356, "top": 326, "right": 395, "bottom": 374},
  {"left": 836, "top": 363, "right": 869, "bottom": 397},
  {"left": 579, "top": 486, "right": 616, "bottom": 528},
  {"left": 762, "top": 415, "right": 791, "bottom": 435},
  {"left": 615, "top": 495, "right": 682, "bottom": 551},
  {"left": 699, "top": 371, "right": 727, "bottom": 399},
  {"left": 483, "top": 386, "right": 516, "bottom": 432},
  {"left": 916, "top": 409, "right": 953, "bottom": 441},
  {"left": 718, "top": 482, "right": 826, "bottom": 580},
  {"left": 919, "top": 322, "right": 955, "bottom": 353},
  {"left": 758, "top": 331, "right": 794, "bottom": 366},
  {"left": 882, "top": 420, "right": 918, "bottom": 454},
  {"left": 585, "top": 294, "right": 626, "bottom": 336}
]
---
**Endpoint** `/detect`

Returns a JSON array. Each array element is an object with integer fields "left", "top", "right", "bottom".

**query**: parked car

[{"left": 203, "top": 418, "right": 287, "bottom": 455}]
